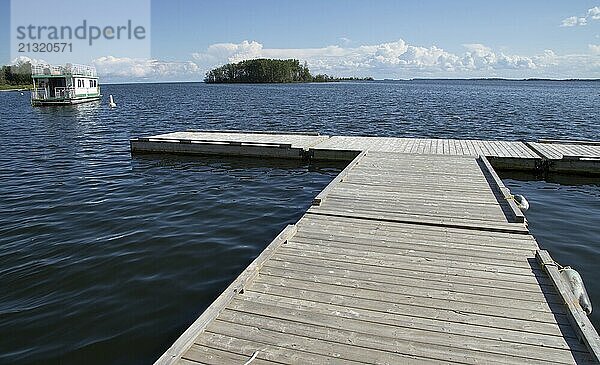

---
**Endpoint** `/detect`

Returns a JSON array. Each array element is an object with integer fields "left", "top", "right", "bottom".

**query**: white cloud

[
  {"left": 91, "top": 56, "right": 201, "bottom": 82},
  {"left": 13, "top": 55, "right": 203, "bottom": 82},
  {"left": 10, "top": 55, "right": 47, "bottom": 66},
  {"left": 192, "top": 39, "right": 547, "bottom": 78},
  {"left": 190, "top": 39, "right": 600, "bottom": 79},
  {"left": 588, "top": 6, "right": 600, "bottom": 20},
  {"left": 561, "top": 6, "right": 600, "bottom": 26},
  {"left": 12, "top": 39, "right": 600, "bottom": 80},
  {"left": 561, "top": 16, "right": 587, "bottom": 27}
]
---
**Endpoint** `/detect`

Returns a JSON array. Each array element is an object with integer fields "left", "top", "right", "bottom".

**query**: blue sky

[
  {"left": 150, "top": 0, "right": 597, "bottom": 57},
  {"left": 2, "top": 0, "right": 599, "bottom": 80}
]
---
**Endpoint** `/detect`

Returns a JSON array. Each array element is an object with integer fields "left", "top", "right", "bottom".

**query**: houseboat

[{"left": 31, "top": 63, "right": 101, "bottom": 106}]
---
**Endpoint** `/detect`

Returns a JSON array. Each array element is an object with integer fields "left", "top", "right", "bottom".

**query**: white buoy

[
  {"left": 561, "top": 267, "right": 592, "bottom": 315},
  {"left": 20, "top": 92, "right": 24, "bottom": 96},
  {"left": 109, "top": 95, "right": 116, "bottom": 108},
  {"left": 513, "top": 194, "right": 529, "bottom": 211}
]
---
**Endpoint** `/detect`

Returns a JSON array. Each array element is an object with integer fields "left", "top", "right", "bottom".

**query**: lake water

[{"left": 0, "top": 80, "right": 598, "bottom": 364}]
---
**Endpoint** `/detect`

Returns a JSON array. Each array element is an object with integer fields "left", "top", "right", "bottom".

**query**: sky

[{"left": 1, "top": 0, "right": 600, "bottom": 81}]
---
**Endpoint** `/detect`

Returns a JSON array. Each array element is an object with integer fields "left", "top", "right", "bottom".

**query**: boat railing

[
  {"left": 54, "top": 87, "right": 76, "bottom": 99},
  {"left": 31, "top": 63, "right": 97, "bottom": 77},
  {"left": 31, "top": 88, "right": 48, "bottom": 100},
  {"left": 31, "top": 64, "right": 64, "bottom": 76},
  {"left": 31, "top": 87, "right": 76, "bottom": 100}
]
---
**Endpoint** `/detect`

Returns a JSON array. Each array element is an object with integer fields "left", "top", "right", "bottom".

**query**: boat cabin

[{"left": 31, "top": 63, "right": 101, "bottom": 106}]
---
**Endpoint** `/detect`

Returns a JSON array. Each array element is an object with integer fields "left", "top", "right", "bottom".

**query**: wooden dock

[
  {"left": 525, "top": 140, "right": 600, "bottom": 175},
  {"left": 131, "top": 131, "right": 600, "bottom": 175},
  {"left": 130, "top": 131, "right": 600, "bottom": 364}
]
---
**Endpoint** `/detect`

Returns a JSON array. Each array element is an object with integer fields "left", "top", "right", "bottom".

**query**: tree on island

[
  {"left": 204, "top": 58, "right": 373, "bottom": 83},
  {"left": 0, "top": 60, "right": 32, "bottom": 87}
]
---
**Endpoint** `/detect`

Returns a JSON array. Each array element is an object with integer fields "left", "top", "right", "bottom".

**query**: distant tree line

[
  {"left": 312, "top": 74, "right": 374, "bottom": 82},
  {"left": 0, "top": 60, "right": 32, "bottom": 87},
  {"left": 204, "top": 58, "right": 373, "bottom": 83}
]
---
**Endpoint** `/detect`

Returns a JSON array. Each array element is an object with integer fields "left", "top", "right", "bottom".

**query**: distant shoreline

[
  {"left": 0, "top": 85, "right": 32, "bottom": 92},
  {"left": 408, "top": 78, "right": 600, "bottom": 82},
  {"left": 98, "top": 78, "right": 599, "bottom": 86}
]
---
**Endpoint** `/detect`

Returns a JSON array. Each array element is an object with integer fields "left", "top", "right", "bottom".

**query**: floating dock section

[
  {"left": 130, "top": 131, "right": 600, "bottom": 364},
  {"left": 131, "top": 131, "right": 600, "bottom": 175},
  {"left": 525, "top": 139, "right": 600, "bottom": 175}
]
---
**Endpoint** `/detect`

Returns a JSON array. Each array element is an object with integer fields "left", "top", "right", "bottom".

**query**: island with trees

[
  {"left": 0, "top": 60, "right": 33, "bottom": 90},
  {"left": 204, "top": 58, "right": 373, "bottom": 83}
]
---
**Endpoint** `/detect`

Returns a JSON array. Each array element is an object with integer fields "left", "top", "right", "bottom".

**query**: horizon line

[{"left": 100, "top": 78, "right": 600, "bottom": 85}]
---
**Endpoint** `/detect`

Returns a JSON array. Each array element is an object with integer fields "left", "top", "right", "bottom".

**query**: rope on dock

[{"left": 243, "top": 351, "right": 259, "bottom": 365}]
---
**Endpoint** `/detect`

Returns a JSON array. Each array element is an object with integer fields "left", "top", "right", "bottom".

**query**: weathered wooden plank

[
  {"left": 262, "top": 260, "right": 561, "bottom": 304},
  {"left": 288, "top": 236, "right": 536, "bottom": 269},
  {"left": 182, "top": 344, "right": 278, "bottom": 365},
  {"left": 258, "top": 266, "right": 562, "bottom": 313},
  {"left": 245, "top": 283, "right": 576, "bottom": 338},
  {"left": 312, "top": 194, "right": 510, "bottom": 214},
  {"left": 318, "top": 198, "right": 510, "bottom": 222},
  {"left": 345, "top": 168, "right": 487, "bottom": 180},
  {"left": 194, "top": 331, "right": 359, "bottom": 365},
  {"left": 207, "top": 318, "right": 442, "bottom": 365},
  {"left": 150, "top": 131, "right": 329, "bottom": 148},
  {"left": 326, "top": 182, "right": 498, "bottom": 197},
  {"left": 249, "top": 281, "right": 575, "bottom": 337},
  {"left": 298, "top": 218, "right": 538, "bottom": 252},
  {"left": 293, "top": 229, "right": 536, "bottom": 258},
  {"left": 227, "top": 295, "right": 590, "bottom": 363},
  {"left": 331, "top": 185, "right": 502, "bottom": 204},
  {"left": 297, "top": 214, "right": 538, "bottom": 247},
  {"left": 322, "top": 193, "right": 510, "bottom": 214},
  {"left": 230, "top": 292, "right": 587, "bottom": 355},
  {"left": 269, "top": 252, "right": 552, "bottom": 293},
  {"left": 277, "top": 243, "right": 551, "bottom": 285},
  {"left": 307, "top": 207, "right": 528, "bottom": 234},
  {"left": 297, "top": 218, "right": 531, "bottom": 245},
  {"left": 340, "top": 177, "right": 493, "bottom": 190},
  {"left": 359, "top": 157, "right": 481, "bottom": 166},
  {"left": 331, "top": 182, "right": 500, "bottom": 198}
]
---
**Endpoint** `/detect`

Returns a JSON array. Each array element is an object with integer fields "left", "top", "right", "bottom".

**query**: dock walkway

[
  {"left": 130, "top": 131, "right": 600, "bottom": 364},
  {"left": 131, "top": 131, "right": 600, "bottom": 175}
]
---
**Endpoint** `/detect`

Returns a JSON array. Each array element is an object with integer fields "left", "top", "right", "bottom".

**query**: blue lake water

[{"left": 0, "top": 80, "right": 598, "bottom": 364}]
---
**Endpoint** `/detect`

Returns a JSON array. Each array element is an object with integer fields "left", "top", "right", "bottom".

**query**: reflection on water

[{"left": 34, "top": 100, "right": 102, "bottom": 119}]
